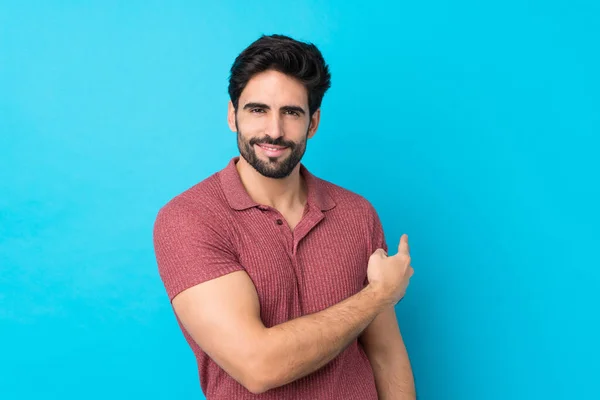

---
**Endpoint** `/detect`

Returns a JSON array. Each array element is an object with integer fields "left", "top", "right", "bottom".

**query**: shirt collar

[{"left": 219, "top": 156, "right": 336, "bottom": 212}]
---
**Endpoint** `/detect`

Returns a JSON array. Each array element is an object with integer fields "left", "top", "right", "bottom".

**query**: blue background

[{"left": 1, "top": 1, "right": 599, "bottom": 399}]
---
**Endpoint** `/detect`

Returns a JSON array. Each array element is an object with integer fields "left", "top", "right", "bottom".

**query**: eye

[
  {"left": 250, "top": 108, "right": 265, "bottom": 113},
  {"left": 284, "top": 110, "right": 300, "bottom": 117}
]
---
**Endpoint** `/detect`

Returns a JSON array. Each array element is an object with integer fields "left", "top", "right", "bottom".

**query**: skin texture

[{"left": 172, "top": 69, "right": 416, "bottom": 397}]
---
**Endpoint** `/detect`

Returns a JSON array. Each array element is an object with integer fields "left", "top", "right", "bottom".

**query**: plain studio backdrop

[{"left": 1, "top": 1, "right": 598, "bottom": 399}]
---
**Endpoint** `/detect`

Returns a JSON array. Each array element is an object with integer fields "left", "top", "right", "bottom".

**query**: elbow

[
  {"left": 235, "top": 330, "right": 287, "bottom": 394},
  {"left": 243, "top": 378, "right": 269, "bottom": 395},
  {"left": 238, "top": 352, "right": 279, "bottom": 394},
  {"left": 240, "top": 366, "right": 276, "bottom": 395}
]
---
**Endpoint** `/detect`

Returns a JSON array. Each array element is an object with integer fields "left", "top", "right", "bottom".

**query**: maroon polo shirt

[{"left": 153, "top": 156, "right": 388, "bottom": 399}]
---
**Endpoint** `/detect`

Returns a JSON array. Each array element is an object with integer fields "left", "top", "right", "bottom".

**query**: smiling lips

[{"left": 256, "top": 144, "right": 289, "bottom": 157}]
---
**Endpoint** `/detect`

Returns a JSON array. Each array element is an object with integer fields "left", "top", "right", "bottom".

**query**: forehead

[{"left": 239, "top": 69, "right": 308, "bottom": 107}]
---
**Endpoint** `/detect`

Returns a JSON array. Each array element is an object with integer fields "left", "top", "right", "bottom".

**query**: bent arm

[{"left": 173, "top": 270, "right": 389, "bottom": 394}]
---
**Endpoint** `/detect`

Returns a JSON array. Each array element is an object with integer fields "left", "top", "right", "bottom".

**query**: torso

[{"left": 160, "top": 157, "right": 383, "bottom": 399}]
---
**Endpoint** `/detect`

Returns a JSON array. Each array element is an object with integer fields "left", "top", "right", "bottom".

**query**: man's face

[{"left": 228, "top": 69, "right": 320, "bottom": 179}]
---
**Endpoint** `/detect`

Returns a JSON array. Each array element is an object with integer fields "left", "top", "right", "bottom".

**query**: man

[{"left": 153, "top": 34, "right": 416, "bottom": 399}]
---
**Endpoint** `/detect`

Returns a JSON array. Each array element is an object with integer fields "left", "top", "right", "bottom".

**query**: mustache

[{"left": 249, "top": 136, "right": 296, "bottom": 148}]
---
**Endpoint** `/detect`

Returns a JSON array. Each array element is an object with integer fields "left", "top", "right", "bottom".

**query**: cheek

[
  {"left": 238, "top": 116, "right": 265, "bottom": 134},
  {"left": 282, "top": 118, "right": 310, "bottom": 134}
]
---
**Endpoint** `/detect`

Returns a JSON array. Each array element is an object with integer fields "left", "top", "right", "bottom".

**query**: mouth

[{"left": 255, "top": 143, "right": 289, "bottom": 158}]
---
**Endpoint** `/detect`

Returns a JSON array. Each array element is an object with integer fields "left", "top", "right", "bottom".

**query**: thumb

[{"left": 397, "top": 234, "right": 409, "bottom": 255}]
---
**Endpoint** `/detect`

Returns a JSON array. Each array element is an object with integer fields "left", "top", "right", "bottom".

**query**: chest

[{"left": 231, "top": 208, "right": 371, "bottom": 326}]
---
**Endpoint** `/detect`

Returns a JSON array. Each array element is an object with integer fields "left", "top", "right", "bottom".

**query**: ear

[
  {"left": 307, "top": 108, "right": 321, "bottom": 139},
  {"left": 227, "top": 100, "right": 237, "bottom": 132}
]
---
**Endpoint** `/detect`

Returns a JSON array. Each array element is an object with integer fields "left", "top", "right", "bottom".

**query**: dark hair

[{"left": 228, "top": 34, "right": 331, "bottom": 117}]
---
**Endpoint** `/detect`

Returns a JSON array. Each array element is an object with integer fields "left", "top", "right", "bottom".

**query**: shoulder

[
  {"left": 153, "top": 172, "right": 231, "bottom": 236},
  {"left": 318, "top": 178, "right": 379, "bottom": 218}
]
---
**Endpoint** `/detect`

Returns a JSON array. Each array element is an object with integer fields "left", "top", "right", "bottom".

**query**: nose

[{"left": 264, "top": 112, "right": 284, "bottom": 140}]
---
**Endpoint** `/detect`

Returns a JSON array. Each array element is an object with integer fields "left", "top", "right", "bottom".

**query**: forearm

[
  {"left": 259, "top": 284, "right": 388, "bottom": 390},
  {"left": 369, "top": 346, "right": 416, "bottom": 399}
]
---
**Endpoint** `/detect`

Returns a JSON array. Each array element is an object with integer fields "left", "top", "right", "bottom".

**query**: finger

[{"left": 397, "top": 234, "right": 409, "bottom": 255}]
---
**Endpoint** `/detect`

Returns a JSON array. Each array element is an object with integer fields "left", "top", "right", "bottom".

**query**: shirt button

[{"left": 276, "top": 219, "right": 284, "bottom": 225}]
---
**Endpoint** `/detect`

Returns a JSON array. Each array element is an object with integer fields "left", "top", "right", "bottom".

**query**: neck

[{"left": 236, "top": 157, "right": 307, "bottom": 211}]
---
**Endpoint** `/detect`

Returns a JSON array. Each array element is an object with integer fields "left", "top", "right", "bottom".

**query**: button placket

[
  {"left": 255, "top": 206, "right": 303, "bottom": 315},
  {"left": 265, "top": 209, "right": 293, "bottom": 255},
  {"left": 266, "top": 208, "right": 303, "bottom": 312}
]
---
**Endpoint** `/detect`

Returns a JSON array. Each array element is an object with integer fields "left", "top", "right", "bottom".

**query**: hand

[{"left": 366, "top": 234, "right": 414, "bottom": 306}]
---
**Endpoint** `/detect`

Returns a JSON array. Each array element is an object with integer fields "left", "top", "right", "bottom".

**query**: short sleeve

[
  {"left": 364, "top": 203, "right": 388, "bottom": 287},
  {"left": 152, "top": 200, "right": 244, "bottom": 302},
  {"left": 371, "top": 206, "right": 388, "bottom": 254}
]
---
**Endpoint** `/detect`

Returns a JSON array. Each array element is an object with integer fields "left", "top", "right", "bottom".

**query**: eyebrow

[{"left": 243, "top": 102, "right": 306, "bottom": 115}]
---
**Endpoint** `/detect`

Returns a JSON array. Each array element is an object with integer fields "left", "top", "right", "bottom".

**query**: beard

[{"left": 236, "top": 118, "right": 308, "bottom": 179}]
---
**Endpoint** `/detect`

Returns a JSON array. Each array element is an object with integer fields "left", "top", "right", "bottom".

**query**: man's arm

[
  {"left": 359, "top": 307, "right": 416, "bottom": 399},
  {"left": 172, "top": 270, "right": 393, "bottom": 394}
]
